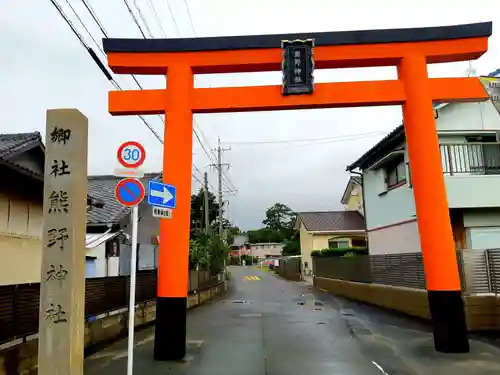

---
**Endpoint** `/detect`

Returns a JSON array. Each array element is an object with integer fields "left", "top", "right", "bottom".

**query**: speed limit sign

[{"left": 117, "top": 141, "right": 146, "bottom": 169}]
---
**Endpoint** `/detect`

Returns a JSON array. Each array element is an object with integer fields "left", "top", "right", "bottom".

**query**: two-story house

[
  {"left": 341, "top": 175, "right": 364, "bottom": 215},
  {"left": 296, "top": 211, "right": 366, "bottom": 276},
  {"left": 346, "top": 74, "right": 500, "bottom": 255},
  {"left": 0, "top": 132, "right": 103, "bottom": 285}
]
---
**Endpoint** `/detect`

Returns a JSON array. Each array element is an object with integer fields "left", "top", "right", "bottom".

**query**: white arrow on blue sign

[{"left": 148, "top": 180, "right": 176, "bottom": 209}]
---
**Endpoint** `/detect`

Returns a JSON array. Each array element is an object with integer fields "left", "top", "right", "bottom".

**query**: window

[
  {"left": 385, "top": 159, "right": 406, "bottom": 189},
  {"left": 328, "top": 239, "right": 350, "bottom": 249},
  {"left": 351, "top": 239, "right": 367, "bottom": 247}
]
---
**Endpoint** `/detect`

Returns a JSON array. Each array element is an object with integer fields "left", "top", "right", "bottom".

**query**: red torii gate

[{"left": 103, "top": 22, "right": 492, "bottom": 360}]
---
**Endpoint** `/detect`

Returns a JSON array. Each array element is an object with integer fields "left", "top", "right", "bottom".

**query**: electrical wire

[
  {"left": 225, "top": 131, "right": 389, "bottom": 145},
  {"left": 166, "top": 0, "right": 181, "bottom": 34},
  {"left": 122, "top": 0, "right": 147, "bottom": 38},
  {"left": 80, "top": 0, "right": 109, "bottom": 37},
  {"left": 63, "top": 0, "right": 106, "bottom": 58},
  {"left": 182, "top": 0, "right": 196, "bottom": 35},
  {"left": 146, "top": 0, "right": 167, "bottom": 37},
  {"left": 133, "top": 0, "right": 154, "bottom": 38}
]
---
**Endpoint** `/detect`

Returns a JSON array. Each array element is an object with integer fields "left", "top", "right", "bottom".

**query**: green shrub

[{"left": 311, "top": 247, "right": 368, "bottom": 258}]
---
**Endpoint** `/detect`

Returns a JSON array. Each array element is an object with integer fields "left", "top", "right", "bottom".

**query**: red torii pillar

[{"left": 103, "top": 22, "right": 491, "bottom": 359}]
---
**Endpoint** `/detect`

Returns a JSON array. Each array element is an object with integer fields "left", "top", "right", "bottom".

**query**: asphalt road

[{"left": 85, "top": 266, "right": 500, "bottom": 375}]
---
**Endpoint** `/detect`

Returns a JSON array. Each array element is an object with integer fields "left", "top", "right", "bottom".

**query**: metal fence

[
  {"left": 313, "top": 249, "right": 500, "bottom": 294},
  {"left": 278, "top": 257, "right": 302, "bottom": 281},
  {"left": 440, "top": 143, "right": 500, "bottom": 175},
  {"left": 0, "top": 269, "right": 220, "bottom": 345}
]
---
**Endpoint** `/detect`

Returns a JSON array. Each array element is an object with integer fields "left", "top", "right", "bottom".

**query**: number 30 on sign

[{"left": 117, "top": 141, "right": 146, "bottom": 169}]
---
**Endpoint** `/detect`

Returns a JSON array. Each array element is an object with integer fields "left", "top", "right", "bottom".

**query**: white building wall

[
  {"left": 436, "top": 100, "right": 500, "bottom": 133},
  {"left": 362, "top": 100, "right": 500, "bottom": 254},
  {"left": 85, "top": 244, "right": 106, "bottom": 278},
  {"left": 363, "top": 168, "right": 416, "bottom": 230},
  {"left": 368, "top": 220, "right": 421, "bottom": 255}
]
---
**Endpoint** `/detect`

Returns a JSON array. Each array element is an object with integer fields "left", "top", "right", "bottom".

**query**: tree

[
  {"left": 189, "top": 239, "right": 211, "bottom": 270},
  {"left": 282, "top": 233, "right": 301, "bottom": 256},
  {"left": 262, "top": 203, "right": 296, "bottom": 240},
  {"left": 247, "top": 228, "right": 283, "bottom": 243},
  {"left": 190, "top": 188, "right": 220, "bottom": 238}
]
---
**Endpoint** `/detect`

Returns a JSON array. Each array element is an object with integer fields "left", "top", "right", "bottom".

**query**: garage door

[{"left": 468, "top": 227, "right": 500, "bottom": 249}]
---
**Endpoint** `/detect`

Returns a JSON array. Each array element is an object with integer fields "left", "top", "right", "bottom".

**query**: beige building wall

[
  {"left": 300, "top": 222, "right": 366, "bottom": 276},
  {"left": 345, "top": 184, "right": 363, "bottom": 214},
  {"left": 249, "top": 243, "right": 283, "bottom": 258},
  {"left": 0, "top": 191, "right": 43, "bottom": 285},
  {"left": 299, "top": 221, "right": 314, "bottom": 274}
]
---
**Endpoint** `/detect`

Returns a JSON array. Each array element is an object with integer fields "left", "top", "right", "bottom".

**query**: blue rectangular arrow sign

[{"left": 148, "top": 180, "right": 176, "bottom": 209}]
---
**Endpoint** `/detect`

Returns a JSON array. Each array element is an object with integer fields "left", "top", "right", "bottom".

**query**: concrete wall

[
  {"left": 0, "top": 281, "right": 226, "bottom": 375},
  {"left": 314, "top": 277, "right": 500, "bottom": 331},
  {"left": 437, "top": 100, "right": 500, "bottom": 133},
  {"left": 368, "top": 219, "right": 421, "bottom": 255}
]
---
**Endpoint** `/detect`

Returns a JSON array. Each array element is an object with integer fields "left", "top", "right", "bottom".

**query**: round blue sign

[{"left": 115, "top": 178, "right": 145, "bottom": 207}]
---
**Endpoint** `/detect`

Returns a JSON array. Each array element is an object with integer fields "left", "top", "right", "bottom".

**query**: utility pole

[
  {"left": 203, "top": 172, "right": 210, "bottom": 234},
  {"left": 211, "top": 138, "right": 231, "bottom": 239}
]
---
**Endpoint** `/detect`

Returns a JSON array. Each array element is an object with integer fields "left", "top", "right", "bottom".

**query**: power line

[
  {"left": 182, "top": 0, "right": 196, "bottom": 35},
  {"left": 49, "top": 0, "right": 87, "bottom": 48},
  {"left": 63, "top": 0, "right": 106, "bottom": 58},
  {"left": 146, "top": 0, "right": 167, "bottom": 37},
  {"left": 80, "top": 0, "right": 109, "bottom": 37},
  {"left": 224, "top": 131, "right": 389, "bottom": 145},
  {"left": 122, "top": 0, "right": 147, "bottom": 38},
  {"left": 133, "top": 0, "right": 154, "bottom": 38},
  {"left": 166, "top": 0, "right": 181, "bottom": 34}
]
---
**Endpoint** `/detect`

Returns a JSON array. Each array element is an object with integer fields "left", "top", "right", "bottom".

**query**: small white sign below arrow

[
  {"left": 151, "top": 186, "right": 173, "bottom": 204},
  {"left": 152, "top": 207, "right": 172, "bottom": 219}
]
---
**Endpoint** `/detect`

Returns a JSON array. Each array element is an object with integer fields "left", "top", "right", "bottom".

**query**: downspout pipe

[{"left": 349, "top": 170, "right": 369, "bottom": 251}]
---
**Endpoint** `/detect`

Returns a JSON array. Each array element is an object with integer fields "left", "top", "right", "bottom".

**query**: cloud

[{"left": 1, "top": 0, "right": 499, "bottom": 230}]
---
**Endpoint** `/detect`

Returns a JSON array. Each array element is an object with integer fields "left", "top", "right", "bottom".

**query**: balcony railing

[{"left": 440, "top": 143, "right": 500, "bottom": 175}]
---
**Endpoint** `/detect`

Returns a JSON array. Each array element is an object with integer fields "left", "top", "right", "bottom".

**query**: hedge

[{"left": 311, "top": 247, "right": 368, "bottom": 258}]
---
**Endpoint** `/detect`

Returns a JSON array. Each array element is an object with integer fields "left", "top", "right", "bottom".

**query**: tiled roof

[
  {"left": 87, "top": 172, "right": 161, "bottom": 226},
  {"left": 297, "top": 211, "right": 365, "bottom": 232},
  {"left": 0, "top": 132, "right": 42, "bottom": 159},
  {"left": 346, "top": 125, "right": 405, "bottom": 171},
  {"left": 0, "top": 132, "right": 45, "bottom": 177}
]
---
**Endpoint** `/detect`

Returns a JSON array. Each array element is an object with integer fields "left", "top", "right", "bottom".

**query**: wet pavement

[{"left": 85, "top": 266, "right": 500, "bottom": 375}]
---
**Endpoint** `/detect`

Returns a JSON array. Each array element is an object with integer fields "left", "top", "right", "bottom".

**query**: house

[
  {"left": 341, "top": 175, "right": 364, "bottom": 215},
  {"left": 346, "top": 73, "right": 500, "bottom": 254},
  {"left": 86, "top": 173, "right": 162, "bottom": 276},
  {"left": 0, "top": 132, "right": 103, "bottom": 285},
  {"left": 296, "top": 211, "right": 366, "bottom": 276},
  {"left": 248, "top": 242, "right": 283, "bottom": 260}
]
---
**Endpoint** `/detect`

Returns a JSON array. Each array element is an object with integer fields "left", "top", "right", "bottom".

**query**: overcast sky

[{"left": 1, "top": 0, "right": 499, "bottom": 230}]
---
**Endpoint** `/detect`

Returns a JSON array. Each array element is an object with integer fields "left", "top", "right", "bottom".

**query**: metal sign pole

[{"left": 127, "top": 204, "right": 139, "bottom": 375}]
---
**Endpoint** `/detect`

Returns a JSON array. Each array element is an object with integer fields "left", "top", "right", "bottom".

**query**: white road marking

[{"left": 372, "top": 361, "right": 389, "bottom": 375}]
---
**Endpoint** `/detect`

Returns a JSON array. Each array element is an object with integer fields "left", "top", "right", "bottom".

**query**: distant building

[
  {"left": 249, "top": 242, "right": 283, "bottom": 259},
  {"left": 340, "top": 175, "right": 364, "bottom": 216},
  {"left": 296, "top": 211, "right": 366, "bottom": 276},
  {"left": 233, "top": 234, "right": 249, "bottom": 247}
]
